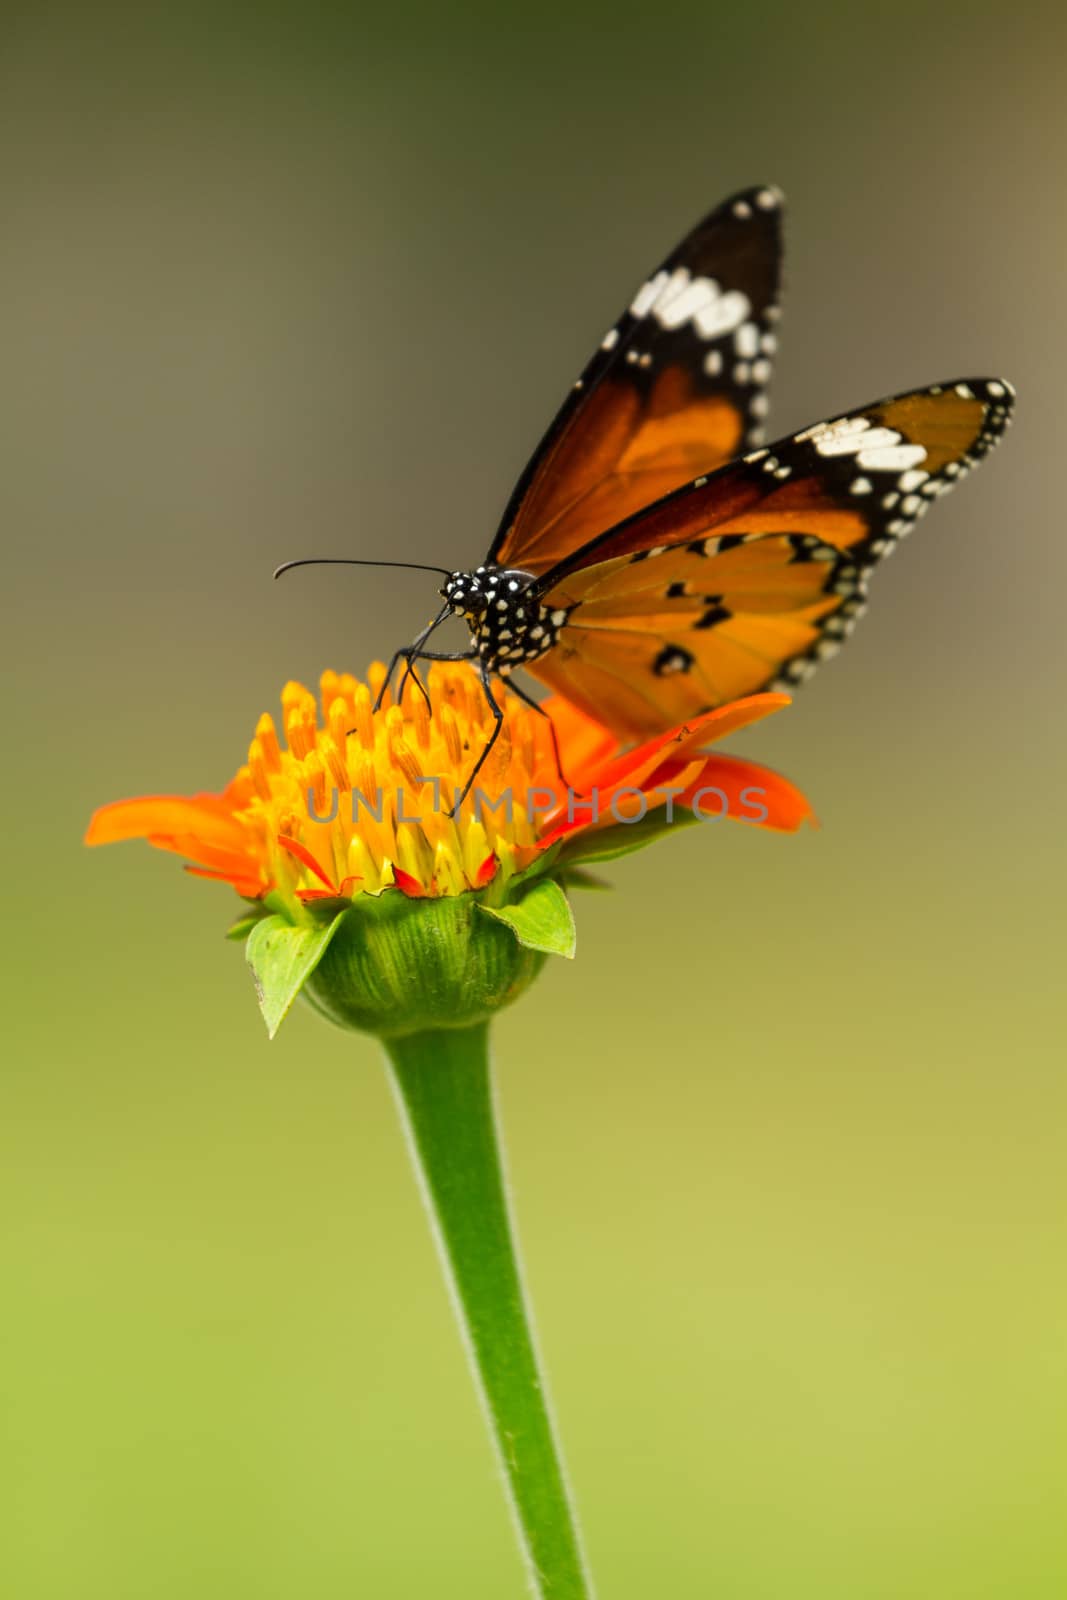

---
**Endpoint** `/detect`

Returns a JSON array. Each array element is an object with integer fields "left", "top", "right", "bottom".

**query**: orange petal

[
  {"left": 154, "top": 833, "right": 261, "bottom": 879},
  {"left": 539, "top": 694, "right": 619, "bottom": 772},
  {"left": 677, "top": 754, "right": 815, "bottom": 832},
  {"left": 600, "top": 694, "right": 792, "bottom": 792},
  {"left": 277, "top": 834, "right": 337, "bottom": 892},
  {"left": 296, "top": 874, "right": 360, "bottom": 902},
  {"left": 474, "top": 851, "right": 498, "bottom": 888},
  {"left": 541, "top": 752, "right": 813, "bottom": 846},
  {"left": 185, "top": 865, "right": 267, "bottom": 896},
  {"left": 85, "top": 793, "right": 246, "bottom": 851},
  {"left": 392, "top": 866, "right": 427, "bottom": 897},
  {"left": 540, "top": 692, "right": 614, "bottom": 741}
]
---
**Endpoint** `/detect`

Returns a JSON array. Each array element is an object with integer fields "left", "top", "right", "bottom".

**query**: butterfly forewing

[
  {"left": 522, "top": 379, "right": 1014, "bottom": 734},
  {"left": 488, "top": 186, "right": 785, "bottom": 576}
]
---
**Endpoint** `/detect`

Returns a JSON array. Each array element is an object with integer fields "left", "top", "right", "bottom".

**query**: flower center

[{"left": 241, "top": 663, "right": 557, "bottom": 901}]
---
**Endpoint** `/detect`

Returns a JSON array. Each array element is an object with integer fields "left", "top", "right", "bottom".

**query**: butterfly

[{"left": 277, "top": 185, "right": 1014, "bottom": 795}]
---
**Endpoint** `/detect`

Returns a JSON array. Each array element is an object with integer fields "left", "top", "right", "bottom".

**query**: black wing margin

[{"left": 488, "top": 185, "right": 785, "bottom": 568}]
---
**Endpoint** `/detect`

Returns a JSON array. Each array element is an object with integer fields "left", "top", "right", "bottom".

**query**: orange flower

[{"left": 85, "top": 662, "right": 812, "bottom": 905}]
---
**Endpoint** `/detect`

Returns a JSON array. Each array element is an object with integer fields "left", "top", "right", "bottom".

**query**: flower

[
  {"left": 85, "top": 663, "right": 812, "bottom": 1037},
  {"left": 85, "top": 662, "right": 813, "bottom": 905}
]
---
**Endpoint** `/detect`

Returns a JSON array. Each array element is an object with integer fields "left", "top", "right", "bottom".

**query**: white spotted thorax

[{"left": 441, "top": 566, "right": 568, "bottom": 676}]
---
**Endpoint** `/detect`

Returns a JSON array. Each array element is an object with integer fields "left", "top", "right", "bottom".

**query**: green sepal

[
  {"left": 506, "top": 839, "right": 562, "bottom": 887},
  {"left": 246, "top": 908, "right": 349, "bottom": 1039},
  {"left": 558, "top": 866, "right": 613, "bottom": 892},
  {"left": 478, "top": 876, "right": 576, "bottom": 959},
  {"left": 553, "top": 802, "right": 700, "bottom": 867}
]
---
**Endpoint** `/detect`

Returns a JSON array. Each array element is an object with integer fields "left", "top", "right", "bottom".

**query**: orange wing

[
  {"left": 488, "top": 186, "right": 784, "bottom": 574},
  {"left": 525, "top": 379, "right": 1014, "bottom": 736}
]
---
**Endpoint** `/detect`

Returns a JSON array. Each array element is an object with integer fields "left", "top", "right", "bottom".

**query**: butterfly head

[
  {"left": 441, "top": 566, "right": 492, "bottom": 620},
  {"left": 441, "top": 565, "right": 538, "bottom": 619}
]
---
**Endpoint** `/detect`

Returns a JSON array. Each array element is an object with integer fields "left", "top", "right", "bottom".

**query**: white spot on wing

[
  {"left": 630, "top": 270, "right": 669, "bottom": 319},
  {"left": 692, "top": 289, "right": 751, "bottom": 340},
  {"left": 798, "top": 415, "right": 869, "bottom": 447},
  {"left": 638, "top": 265, "right": 753, "bottom": 344},
  {"left": 654, "top": 271, "right": 711, "bottom": 328},
  {"left": 815, "top": 423, "right": 898, "bottom": 458},
  {"left": 857, "top": 443, "right": 928, "bottom": 472}
]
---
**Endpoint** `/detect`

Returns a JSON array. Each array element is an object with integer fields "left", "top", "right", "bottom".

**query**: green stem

[{"left": 384, "top": 1021, "right": 596, "bottom": 1599}]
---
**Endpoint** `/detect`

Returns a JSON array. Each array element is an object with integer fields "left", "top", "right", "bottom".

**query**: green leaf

[
  {"left": 478, "top": 877, "right": 576, "bottom": 959},
  {"left": 225, "top": 905, "right": 271, "bottom": 942},
  {"left": 554, "top": 802, "right": 700, "bottom": 867},
  {"left": 559, "top": 866, "right": 613, "bottom": 892},
  {"left": 246, "top": 910, "right": 349, "bottom": 1038}
]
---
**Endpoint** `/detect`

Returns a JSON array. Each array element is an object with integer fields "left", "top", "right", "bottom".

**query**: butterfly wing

[
  {"left": 524, "top": 379, "right": 1014, "bottom": 735},
  {"left": 488, "top": 186, "right": 784, "bottom": 576}
]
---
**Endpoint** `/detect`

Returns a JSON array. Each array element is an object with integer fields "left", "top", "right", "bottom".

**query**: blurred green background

[{"left": 4, "top": 1, "right": 1065, "bottom": 1595}]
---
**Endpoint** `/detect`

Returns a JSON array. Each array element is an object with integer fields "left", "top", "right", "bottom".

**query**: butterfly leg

[
  {"left": 448, "top": 661, "right": 505, "bottom": 816},
  {"left": 393, "top": 651, "right": 432, "bottom": 712},
  {"left": 374, "top": 644, "right": 425, "bottom": 712},
  {"left": 374, "top": 606, "right": 452, "bottom": 713},
  {"left": 504, "top": 677, "right": 581, "bottom": 798},
  {"left": 382, "top": 646, "right": 496, "bottom": 815},
  {"left": 392, "top": 605, "right": 453, "bottom": 710},
  {"left": 354, "top": 644, "right": 429, "bottom": 740},
  {"left": 369, "top": 646, "right": 518, "bottom": 815}
]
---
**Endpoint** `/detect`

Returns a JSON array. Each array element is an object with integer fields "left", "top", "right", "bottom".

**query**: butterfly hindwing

[
  {"left": 488, "top": 186, "right": 785, "bottom": 576},
  {"left": 522, "top": 379, "right": 1014, "bottom": 734},
  {"left": 527, "top": 532, "right": 864, "bottom": 734}
]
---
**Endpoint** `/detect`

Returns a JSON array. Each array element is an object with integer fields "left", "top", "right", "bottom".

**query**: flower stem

[{"left": 384, "top": 1021, "right": 596, "bottom": 1599}]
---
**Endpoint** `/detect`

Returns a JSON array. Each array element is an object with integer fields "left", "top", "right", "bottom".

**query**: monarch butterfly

[{"left": 277, "top": 185, "right": 1014, "bottom": 796}]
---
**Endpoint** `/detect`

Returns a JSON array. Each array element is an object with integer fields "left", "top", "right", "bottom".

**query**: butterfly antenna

[{"left": 273, "top": 556, "right": 453, "bottom": 580}]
